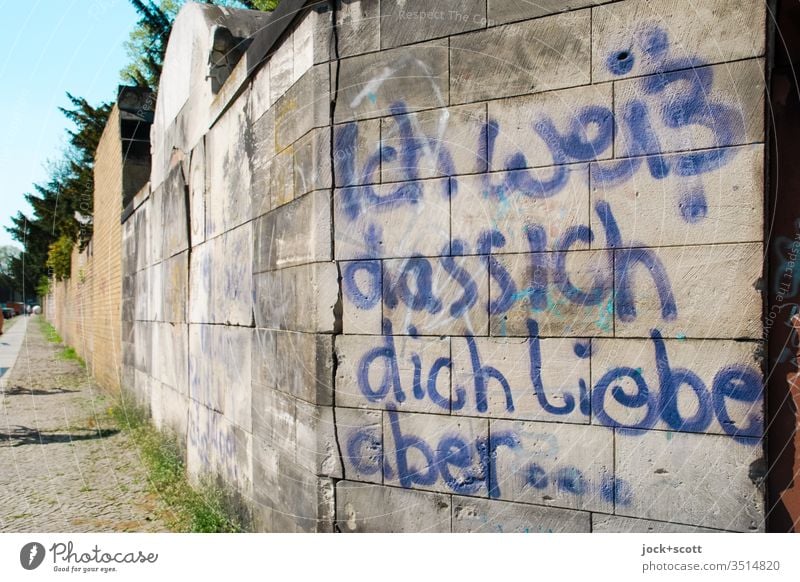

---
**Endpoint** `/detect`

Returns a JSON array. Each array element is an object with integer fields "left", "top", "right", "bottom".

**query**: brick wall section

[
  {"left": 90, "top": 105, "right": 124, "bottom": 392},
  {"left": 47, "top": 106, "right": 124, "bottom": 393},
  {"left": 48, "top": 245, "right": 91, "bottom": 358},
  {"left": 121, "top": 0, "right": 769, "bottom": 532}
]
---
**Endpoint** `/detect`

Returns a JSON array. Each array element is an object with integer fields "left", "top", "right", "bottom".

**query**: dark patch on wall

[
  {"left": 118, "top": 86, "right": 154, "bottom": 211},
  {"left": 766, "top": 0, "right": 800, "bottom": 533}
]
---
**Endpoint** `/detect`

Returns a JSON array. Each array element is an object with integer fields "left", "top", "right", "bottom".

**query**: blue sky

[{"left": 0, "top": 0, "right": 139, "bottom": 249}]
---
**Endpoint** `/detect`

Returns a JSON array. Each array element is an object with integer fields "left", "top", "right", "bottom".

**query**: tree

[
  {"left": 0, "top": 246, "right": 20, "bottom": 302},
  {"left": 46, "top": 236, "right": 74, "bottom": 282},
  {"left": 3, "top": 95, "right": 111, "bottom": 296},
  {"left": 5, "top": 0, "right": 278, "bottom": 298},
  {"left": 0, "top": 246, "right": 20, "bottom": 276}
]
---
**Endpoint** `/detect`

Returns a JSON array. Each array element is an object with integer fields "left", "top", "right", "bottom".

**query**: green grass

[
  {"left": 34, "top": 317, "right": 239, "bottom": 532},
  {"left": 109, "top": 397, "right": 241, "bottom": 533},
  {"left": 36, "top": 319, "right": 86, "bottom": 367},
  {"left": 58, "top": 346, "right": 86, "bottom": 367},
  {"left": 38, "top": 318, "right": 63, "bottom": 343}
]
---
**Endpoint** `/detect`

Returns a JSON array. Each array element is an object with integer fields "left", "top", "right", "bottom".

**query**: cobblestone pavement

[{"left": 0, "top": 317, "right": 169, "bottom": 532}]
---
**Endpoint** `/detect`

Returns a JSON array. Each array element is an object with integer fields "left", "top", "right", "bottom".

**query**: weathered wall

[
  {"left": 49, "top": 105, "right": 125, "bottom": 360},
  {"left": 48, "top": 244, "right": 92, "bottom": 356},
  {"left": 48, "top": 95, "right": 151, "bottom": 393},
  {"left": 123, "top": 0, "right": 770, "bottom": 532},
  {"left": 87, "top": 104, "right": 126, "bottom": 391}
]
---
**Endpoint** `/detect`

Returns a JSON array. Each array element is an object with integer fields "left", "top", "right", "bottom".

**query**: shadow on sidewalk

[
  {"left": 0, "top": 426, "right": 119, "bottom": 447},
  {"left": 1, "top": 386, "right": 79, "bottom": 397}
]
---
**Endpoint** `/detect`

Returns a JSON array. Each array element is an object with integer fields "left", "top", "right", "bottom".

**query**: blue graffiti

[
  {"left": 711, "top": 365, "right": 764, "bottom": 443},
  {"left": 355, "top": 318, "right": 763, "bottom": 442},
  {"left": 346, "top": 429, "right": 382, "bottom": 476},
  {"left": 335, "top": 102, "right": 452, "bottom": 221},
  {"left": 383, "top": 256, "right": 443, "bottom": 314},
  {"left": 342, "top": 200, "right": 677, "bottom": 327},
  {"left": 524, "top": 225, "right": 550, "bottom": 311},
  {"left": 483, "top": 119, "right": 567, "bottom": 199},
  {"left": 381, "top": 101, "right": 457, "bottom": 183},
  {"left": 335, "top": 25, "right": 744, "bottom": 234},
  {"left": 653, "top": 329, "right": 713, "bottom": 432},
  {"left": 527, "top": 319, "right": 586, "bottom": 415},
  {"left": 595, "top": 199, "right": 678, "bottom": 322},
  {"left": 478, "top": 230, "right": 518, "bottom": 315},
  {"left": 441, "top": 240, "right": 479, "bottom": 318},
  {"left": 335, "top": 21, "right": 761, "bottom": 511},
  {"left": 591, "top": 330, "right": 763, "bottom": 441},
  {"left": 593, "top": 366, "right": 658, "bottom": 431},
  {"left": 357, "top": 320, "right": 407, "bottom": 404},
  {"left": 347, "top": 408, "right": 635, "bottom": 503},
  {"left": 553, "top": 225, "right": 610, "bottom": 306},
  {"left": 464, "top": 334, "right": 514, "bottom": 414},
  {"left": 357, "top": 319, "right": 462, "bottom": 411},
  {"left": 342, "top": 260, "right": 382, "bottom": 310}
]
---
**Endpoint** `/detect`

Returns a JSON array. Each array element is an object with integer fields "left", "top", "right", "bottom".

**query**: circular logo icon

[{"left": 20, "top": 542, "right": 45, "bottom": 570}]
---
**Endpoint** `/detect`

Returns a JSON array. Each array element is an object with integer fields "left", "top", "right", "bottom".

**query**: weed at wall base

[
  {"left": 38, "top": 319, "right": 86, "bottom": 367},
  {"left": 109, "top": 393, "right": 242, "bottom": 533},
  {"left": 38, "top": 318, "right": 63, "bottom": 344},
  {"left": 59, "top": 346, "right": 85, "bottom": 367}
]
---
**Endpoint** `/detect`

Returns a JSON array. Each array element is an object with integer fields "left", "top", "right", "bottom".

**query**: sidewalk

[
  {"left": 0, "top": 316, "right": 28, "bottom": 388},
  {"left": 0, "top": 317, "right": 169, "bottom": 532}
]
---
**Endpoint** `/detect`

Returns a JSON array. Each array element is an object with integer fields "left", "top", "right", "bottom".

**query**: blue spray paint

[
  {"left": 526, "top": 464, "right": 549, "bottom": 489},
  {"left": 553, "top": 225, "right": 611, "bottom": 306},
  {"left": 592, "top": 365, "right": 658, "bottom": 432},
  {"left": 437, "top": 435, "right": 484, "bottom": 494},
  {"left": 387, "top": 406, "right": 438, "bottom": 488},
  {"left": 595, "top": 199, "right": 678, "bottom": 322},
  {"left": 652, "top": 329, "right": 713, "bottom": 432},
  {"left": 711, "top": 365, "right": 763, "bottom": 443},
  {"left": 591, "top": 328, "right": 762, "bottom": 437},
  {"left": 429, "top": 356, "right": 460, "bottom": 411},
  {"left": 527, "top": 319, "right": 578, "bottom": 415},
  {"left": 342, "top": 260, "right": 382, "bottom": 310},
  {"left": 382, "top": 256, "right": 443, "bottom": 314},
  {"left": 346, "top": 430, "right": 383, "bottom": 476},
  {"left": 441, "top": 240, "right": 479, "bottom": 318},
  {"left": 466, "top": 335, "right": 515, "bottom": 414},
  {"left": 525, "top": 225, "right": 550, "bottom": 311},
  {"left": 357, "top": 319, "right": 407, "bottom": 403},
  {"left": 478, "top": 230, "right": 518, "bottom": 315}
]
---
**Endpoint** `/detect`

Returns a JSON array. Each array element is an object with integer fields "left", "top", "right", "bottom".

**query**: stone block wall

[{"left": 122, "top": 0, "right": 769, "bottom": 532}]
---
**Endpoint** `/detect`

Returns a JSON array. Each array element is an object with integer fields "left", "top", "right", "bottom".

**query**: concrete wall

[{"left": 123, "top": 0, "right": 769, "bottom": 532}]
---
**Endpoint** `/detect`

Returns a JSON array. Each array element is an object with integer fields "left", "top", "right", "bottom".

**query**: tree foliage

[
  {"left": 4, "top": 94, "right": 110, "bottom": 296},
  {"left": 0, "top": 246, "right": 19, "bottom": 277},
  {"left": 0, "top": 246, "right": 20, "bottom": 302},
  {"left": 46, "top": 235, "right": 74, "bottom": 282},
  {"left": 5, "top": 0, "right": 278, "bottom": 298}
]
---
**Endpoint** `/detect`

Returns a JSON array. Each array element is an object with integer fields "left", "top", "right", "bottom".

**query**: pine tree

[
  {"left": 3, "top": 95, "right": 111, "bottom": 296},
  {"left": 5, "top": 0, "right": 278, "bottom": 297}
]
